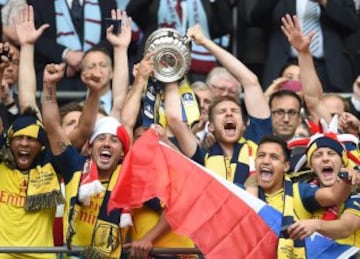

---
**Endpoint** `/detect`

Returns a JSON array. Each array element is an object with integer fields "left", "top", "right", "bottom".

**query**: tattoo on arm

[{"left": 44, "top": 84, "right": 56, "bottom": 103}]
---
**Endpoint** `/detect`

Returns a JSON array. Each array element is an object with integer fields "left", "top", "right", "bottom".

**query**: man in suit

[
  {"left": 126, "top": 0, "right": 233, "bottom": 82},
  {"left": 251, "top": 0, "right": 359, "bottom": 93},
  {"left": 28, "top": 0, "right": 116, "bottom": 97}
]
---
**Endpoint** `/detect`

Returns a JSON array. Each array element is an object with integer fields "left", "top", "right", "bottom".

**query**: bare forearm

[
  {"left": 110, "top": 47, "right": 129, "bottom": 119},
  {"left": 42, "top": 81, "right": 69, "bottom": 155},
  {"left": 200, "top": 36, "right": 269, "bottom": 118},
  {"left": 42, "top": 82, "right": 61, "bottom": 133},
  {"left": 120, "top": 76, "right": 147, "bottom": 131},
  {"left": 201, "top": 37, "right": 258, "bottom": 88},
  {"left": 319, "top": 180, "right": 351, "bottom": 207},
  {"left": 297, "top": 50, "right": 330, "bottom": 123},
  {"left": 70, "top": 90, "right": 100, "bottom": 149},
  {"left": 317, "top": 215, "right": 359, "bottom": 239},
  {"left": 19, "top": 44, "right": 38, "bottom": 114},
  {"left": 141, "top": 212, "right": 171, "bottom": 243},
  {"left": 165, "top": 82, "right": 197, "bottom": 157},
  {"left": 164, "top": 82, "right": 182, "bottom": 124}
]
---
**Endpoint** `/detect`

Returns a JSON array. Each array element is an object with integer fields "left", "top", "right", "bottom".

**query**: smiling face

[
  {"left": 208, "top": 99, "right": 244, "bottom": 144},
  {"left": 310, "top": 147, "right": 343, "bottom": 187},
  {"left": 256, "top": 142, "right": 290, "bottom": 194},
  {"left": 10, "top": 135, "right": 43, "bottom": 170},
  {"left": 89, "top": 133, "right": 123, "bottom": 178}
]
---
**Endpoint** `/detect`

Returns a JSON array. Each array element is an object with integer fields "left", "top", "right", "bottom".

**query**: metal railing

[{"left": 0, "top": 246, "right": 203, "bottom": 256}]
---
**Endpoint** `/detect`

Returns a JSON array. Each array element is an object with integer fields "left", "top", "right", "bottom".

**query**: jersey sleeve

[
  {"left": 53, "top": 145, "right": 86, "bottom": 184},
  {"left": 298, "top": 182, "right": 322, "bottom": 213}
]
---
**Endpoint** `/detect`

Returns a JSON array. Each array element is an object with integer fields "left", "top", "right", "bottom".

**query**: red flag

[{"left": 109, "top": 129, "right": 278, "bottom": 258}]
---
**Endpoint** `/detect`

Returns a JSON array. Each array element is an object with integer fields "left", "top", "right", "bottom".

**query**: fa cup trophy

[{"left": 144, "top": 28, "right": 192, "bottom": 82}]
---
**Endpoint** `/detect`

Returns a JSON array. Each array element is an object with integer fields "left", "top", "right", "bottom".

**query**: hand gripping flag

[{"left": 108, "top": 129, "right": 359, "bottom": 258}]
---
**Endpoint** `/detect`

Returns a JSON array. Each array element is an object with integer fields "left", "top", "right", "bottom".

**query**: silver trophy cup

[{"left": 144, "top": 28, "right": 192, "bottom": 82}]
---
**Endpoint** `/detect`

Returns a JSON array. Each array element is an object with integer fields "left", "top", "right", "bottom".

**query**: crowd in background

[{"left": 0, "top": 0, "right": 359, "bottom": 259}]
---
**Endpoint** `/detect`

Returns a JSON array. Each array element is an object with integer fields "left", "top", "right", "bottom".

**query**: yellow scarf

[
  {"left": 278, "top": 176, "right": 306, "bottom": 259},
  {"left": 260, "top": 176, "right": 306, "bottom": 258},
  {"left": 204, "top": 139, "right": 257, "bottom": 184},
  {"left": 67, "top": 163, "right": 123, "bottom": 259},
  {"left": 1, "top": 115, "right": 63, "bottom": 211},
  {"left": 143, "top": 77, "right": 200, "bottom": 129}
]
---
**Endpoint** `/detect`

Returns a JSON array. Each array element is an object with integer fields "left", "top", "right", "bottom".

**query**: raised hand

[
  {"left": 64, "top": 51, "right": 84, "bottom": 72},
  {"left": 339, "top": 112, "right": 360, "bottom": 135},
  {"left": 0, "top": 80, "right": 13, "bottom": 105},
  {"left": 264, "top": 77, "right": 289, "bottom": 99},
  {"left": 0, "top": 42, "right": 14, "bottom": 73},
  {"left": 43, "top": 63, "right": 65, "bottom": 85},
  {"left": 281, "top": 14, "right": 314, "bottom": 53},
  {"left": 106, "top": 9, "right": 132, "bottom": 49},
  {"left": 14, "top": 5, "right": 49, "bottom": 46},
  {"left": 134, "top": 52, "right": 155, "bottom": 81},
  {"left": 187, "top": 24, "right": 207, "bottom": 46},
  {"left": 81, "top": 70, "right": 104, "bottom": 93}
]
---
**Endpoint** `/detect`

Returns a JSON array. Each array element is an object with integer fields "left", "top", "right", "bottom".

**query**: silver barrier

[{"left": 0, "top": 246, "right": 202, "bottom": 256}]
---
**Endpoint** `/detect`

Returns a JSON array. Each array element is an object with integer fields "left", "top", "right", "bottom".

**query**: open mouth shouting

[
  {"left": 223, "top": 121, "right": 237, "bottom": 137},
  {"left": 99, "top": 149, "right": 112, "bottom": 163},
  {"left": 320, "top": 166, "right": 335, "bottom": 180},
  {"left": 16, "top": 150, "right": 32, "bottom": 167},
  {"left": 259, "top": 167, "right": 273, "bottom": 183}
]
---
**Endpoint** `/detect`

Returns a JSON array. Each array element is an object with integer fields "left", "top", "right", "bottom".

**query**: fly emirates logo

[{"left": 0, "top": 178, "right": 27, "bottom": 207}]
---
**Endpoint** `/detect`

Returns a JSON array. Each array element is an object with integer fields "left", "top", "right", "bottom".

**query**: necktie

[
  {"left": 71, "top": 0, "right": 83, "bottom": 31},
  {"left": 303, "top": 1, "right": 321, "bottom": 57}
]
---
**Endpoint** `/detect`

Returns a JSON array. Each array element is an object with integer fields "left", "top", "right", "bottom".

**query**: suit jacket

[
  {"left": 252, "top": 0, "right": 359, "bottom": 92},
  {"left": 126, "top": 0, "right": 233, "bottom": 63},
  {"left": 27, "top": 0, "right": 116, "bottom": 92}
]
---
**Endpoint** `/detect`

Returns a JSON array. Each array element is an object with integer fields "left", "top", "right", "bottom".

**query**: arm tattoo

[{"left": 44, "top": 84, "right": 56, "bottom": 103}]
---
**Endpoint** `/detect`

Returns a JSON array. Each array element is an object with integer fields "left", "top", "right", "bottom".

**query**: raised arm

[
  {"left": 164, "top": 81, "right": 198, "bottom": 157},
  {"left": 42, "top": 63, "right": 70, "bottom": 155},
  {"left": 14, "top": 5, "right": 49, "bottom": 115},
  {"left": 187, "top": 24, "right": 270, "bottom": 119},
  {"left": 120, "top": 53, "right": 154, "bottom": 142},
  {"left": 0, "top": 42, "right": 15, "bottom": 105},
  {"left": 69, "top": 65, "right": 103, "bottom": 149},
  {"left": 107, "top": 9, "right": 132, "bottom": 120},
  {"left": 281, "top": 14, "right": 331, "bottom": 124}
]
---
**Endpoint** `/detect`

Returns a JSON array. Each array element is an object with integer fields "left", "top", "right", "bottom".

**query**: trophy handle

[{"left": 183, "top": 36, "right": 192, "bottom": 46}]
